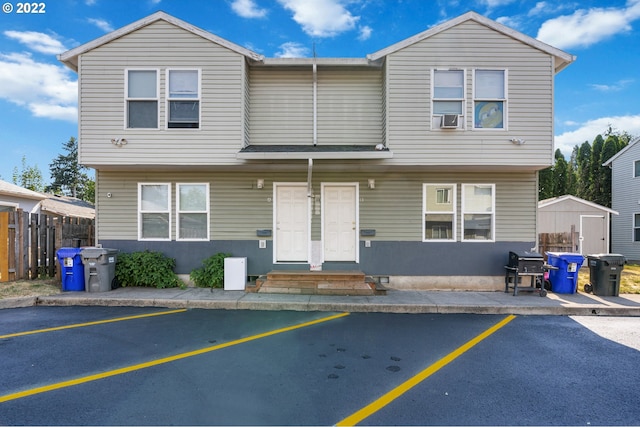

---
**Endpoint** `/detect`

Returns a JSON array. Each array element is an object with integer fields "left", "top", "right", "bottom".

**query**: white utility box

[{"left": 224, "top": 257, "right": 247, "bottom": 290}]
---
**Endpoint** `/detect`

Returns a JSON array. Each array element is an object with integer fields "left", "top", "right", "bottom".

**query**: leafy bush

[
  {"left": 115, "top": 250, "right": 183, "bottom": 289},
  {"left": 190, "top": 253, "right": 232, "bottom": 288}
]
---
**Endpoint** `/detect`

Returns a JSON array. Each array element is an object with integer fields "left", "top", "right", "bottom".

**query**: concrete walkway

[{"left": 2, "top": 287, "right": 639, "bottom": 316}]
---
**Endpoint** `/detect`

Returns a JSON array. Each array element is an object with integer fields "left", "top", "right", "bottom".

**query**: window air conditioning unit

[{"left": 441, "top": 114, "right": 459, "bottom": 129}]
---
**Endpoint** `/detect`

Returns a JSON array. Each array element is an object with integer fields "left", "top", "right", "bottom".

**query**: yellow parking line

[
  {"left": 0, "top": 312, "right": 349, "bottom": 403},
  {"left": 336, "top": 314, "right": 516, "bottom": 426},
  {"left": 0, "top": 309, "right": 188, "bottom": 339}
]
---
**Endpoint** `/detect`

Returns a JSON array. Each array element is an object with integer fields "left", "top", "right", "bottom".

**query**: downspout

[{"left": 313, "top": 52, "right": 317, "bottom": 147}]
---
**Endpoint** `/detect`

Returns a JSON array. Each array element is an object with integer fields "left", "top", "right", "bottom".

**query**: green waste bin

[
  {"left": 585, "top": 254, "right": 626, "bottom": 296},
  {"left": 80, "top": 247, "right": 118, "bottom": 292}
]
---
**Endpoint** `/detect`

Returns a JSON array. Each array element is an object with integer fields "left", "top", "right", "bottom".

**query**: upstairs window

[
  {"left": 634, "top": 160, "right": 640, "bottom": 178},
  {"left": 462, "top": 184, "right": 495, "bottom": 241},
  {"left": 432, "top": 69, "right": 464, "bottom": 129},
  {"left": 423, "top": 184, "right": 456, "bottom": 241},
  {"left": 126, "top": 70, "right": 158, "bottom": 129},
  {"left": 167, "top": 69, "right": 200, "bottom": 128},
  {"left": 139, "top": 183, "right": 171, "bottom": 240},
  {"left": 474, "top": 69, "right": 506, "bottom": 129}
]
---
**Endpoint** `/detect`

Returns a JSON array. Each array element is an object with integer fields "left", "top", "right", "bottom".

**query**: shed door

[
  {"left": 580, "top": 215, "right": 606, "bottom": 255},
  {"left": 275, "top": 185, "right": 308, "bottom": 262}
]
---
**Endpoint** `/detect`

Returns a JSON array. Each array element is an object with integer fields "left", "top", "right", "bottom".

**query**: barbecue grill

[{"left": 504, "top": 251, "right": 549, "bottom": 296}]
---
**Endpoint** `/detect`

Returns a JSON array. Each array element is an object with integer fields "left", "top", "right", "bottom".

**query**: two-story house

[
  {"left": 604, "top": 137, "right": 640, "bottom": 262},
  {"left": 58, "top": 10, "right": 574, "bottom": 290}
]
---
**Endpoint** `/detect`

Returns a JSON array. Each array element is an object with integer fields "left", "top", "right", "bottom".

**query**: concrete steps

[{"left": 251, "top": 270, "right": 383, "bottom": 296}]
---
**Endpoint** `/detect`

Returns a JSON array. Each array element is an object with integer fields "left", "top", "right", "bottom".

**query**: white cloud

[
  {"left": 555, "top": 114, "right": 640, "bottom": 155},
  {"left": 231, "top": 0, "right": 268, "bottom": 18},
  {"left": 277, "top": 0, "right": 359, "bottom": 37},
  {"left": 358, "top": 25, "right": 372, "bottom": 41},
  {"left": 275, "top": 42, "right": 310, "bottom": 58},
  {"left": 537, "top": 1, "right": 640, "bottom": 49},
  {"left": 3, "top": 31, "right": 67, "bottom": 55},
  {"left": 87, "top": 18, "right": 114, "bottom": 32},
  {"left": 589, "top": 79, "right": 634, "bottom": 92},
  {"left": 0, "top": 52, "right": 77, "bottom": 122}
]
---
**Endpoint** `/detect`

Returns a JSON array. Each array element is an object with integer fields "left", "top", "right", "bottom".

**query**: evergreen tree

[
  {"left": 589, "top": 135, "right": 605, "bottom": 205},
  {"left": 553, "top": 149, "right": 570, "bottom": 196},
  {"left": 576, "top": 141, "right": 592, "bottom": 200},
  {"left": 47, "top": 137, "right": 94, "bottom": 202},
  {"left": 538, "top": 166, "right": 554, "bottom": 200},
  {"left": 599, "top": 136, "right": 618, "bottom": 207}
]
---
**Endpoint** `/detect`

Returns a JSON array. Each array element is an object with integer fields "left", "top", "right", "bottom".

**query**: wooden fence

[
  {"left": 538, "top": 226, "right": 579, "bottom": 259},
  {"left": 0, "top": 210, "right": 94, "bottom": 282}
]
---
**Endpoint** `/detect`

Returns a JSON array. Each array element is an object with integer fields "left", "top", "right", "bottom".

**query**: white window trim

[
  {"left": 461, "top": 183, "right": 496, "bottom": 242},
  {"left": 125, "top": 68, "right": 160, "bottom": 130},
  {"left": 431, "top": 68, "right": 466, "bottom": 131},
  {"left": 633, "top": 160, "right": 640, "bottom": 178},
  {"left": 166, "top": 68, "right": 201, "bottom": 130},
  {"left": 138, "top": 182, "right": 171, "bottom": 241},
  {"left": 472, "top": 68, "right": 508, "bottom": 131},
  {"left": 634, "top": 212, "right": 640, "bottom": 243},
  {"left": 423, "top": 183, "right": 457, "bottom": 242},
  {"left": 176, "top": 182, "right": 210, "bottom": 241}
]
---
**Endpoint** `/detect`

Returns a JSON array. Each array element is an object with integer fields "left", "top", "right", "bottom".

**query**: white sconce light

[
  {"left": 111, "top": 138, "right": 127, "bottom": 147},
  {"left": 510, "top": 138, "right": 525, "bottom": 145},
  {"left": 257, "top": 179, "right": 264, "bottom": 189},
  {"left": 368, "top": 179, "right": 375, "bottom": 189}
]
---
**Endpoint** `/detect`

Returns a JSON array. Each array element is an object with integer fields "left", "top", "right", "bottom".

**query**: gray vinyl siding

[
  {"left": 611, "top": 143, "right": 640, "bottom": 260},
  {"left": 248, "top": 67, "right": 314, "bottom": 145},
  {"left": 96, "top": 169, "right": 536, "bottom": 243},
  {"left": 78, "top": 20, "right": 245, "bottom": 167},
  {"left": 384, "top": 20, "right": 555, "bottom": 167},
  {"left": 316, "top": 67, "right": 383, "bottom": 145}
]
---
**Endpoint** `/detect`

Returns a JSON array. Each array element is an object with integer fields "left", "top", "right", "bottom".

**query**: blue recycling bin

[
  {"left": 546, "top": 252, "right": 585, "bottom": 294},
  {"left": 56, "top": 247, "right": 85, "bottom": 291}
]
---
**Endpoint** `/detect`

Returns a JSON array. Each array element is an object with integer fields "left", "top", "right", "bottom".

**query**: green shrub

[
  {"left": 115, "top": 250, "right": 183, "bottom": 289},
  {"left": 190, "top": 253, "right": 232, "bottom": 288}
]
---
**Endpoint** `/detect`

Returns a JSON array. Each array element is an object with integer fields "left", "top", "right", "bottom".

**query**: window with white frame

[
  {"left": 635, "top": 213, "right": 640, "bottom": 242},
  {"left": 634, "top": 160, "right": 640, "bottom": 178},
  {"left": 167, "top": 69, "right": 200, "bottom": 128},
  {"left": 432, "top": 69, "right": 464, "bottom": 129},
  {"left": 474, "top": 69, "right": 506, "bottom": 129},
  {"left": 462, "top": 184, "right": 495, "bottom": 241},
  {"left": 423, "top": 184, "right": 456, "bottom": 241},
  {"left": 139, "top": 183, "right": 170, "bottom": 240},
  {"left": 177, "top": 183, "right": 209, "bottom": 240},
  {"left": 126, "top": 70, "right": 158, "bottom": 129}
]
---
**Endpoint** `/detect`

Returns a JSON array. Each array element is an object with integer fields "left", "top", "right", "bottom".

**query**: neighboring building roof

[
  {"left": 367, "top": 11, "right": 575, "bottom": 73},
  {"left": 58, "top": 10, "right": 264, "bottom": 71},
  {"left": 0, "top": 179, "right": 47, "bottom": 201},
  {"left": 602, "top": 137, "right": 640, "bottom": 167},
  {"left": 40, "top": 195, "right": 95, "bottom": 219},
  {"left": 538, "top": 195, "right": 618, "bottom": 215}
]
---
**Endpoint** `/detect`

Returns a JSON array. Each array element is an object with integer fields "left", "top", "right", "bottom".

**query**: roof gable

[
  {"left": 58, "top": 11, "right": 263, "bottom": 71},
  {"left": 0, "top": 180, "right": 46, "bottom": 200},
  {"left": 538, "top": 195, "right": 617, "bottom": 215},
  {"left": 367, "top": 11, "right": 575, "bottom": 73},
  {"left": 603, "top": 137, "right": 640, "bottom": 167}
]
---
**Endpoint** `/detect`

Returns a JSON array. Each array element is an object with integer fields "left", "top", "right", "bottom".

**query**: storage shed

[{"left": 538, "top": 195, "right": 617, "bottom": 256}]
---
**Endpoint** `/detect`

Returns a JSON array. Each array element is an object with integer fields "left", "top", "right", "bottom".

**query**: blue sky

[{"left": 1, "top": 0, "right": 639, "bottom": 183}]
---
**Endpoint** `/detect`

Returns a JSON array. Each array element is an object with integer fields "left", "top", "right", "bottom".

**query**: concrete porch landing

[{"left": 250, "top": 270, "right": 379, "bottom": 296}]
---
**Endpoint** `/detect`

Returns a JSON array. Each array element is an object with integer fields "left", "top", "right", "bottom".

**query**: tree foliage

[
  {"left": 539, "top": 127, "right": 635, "bottom": 208},
  {"left": 46, "top": 137, "right": 95, "bottom": 203},
  {"left": 12, "top": 156, "right": 44, "bottom": 192}
]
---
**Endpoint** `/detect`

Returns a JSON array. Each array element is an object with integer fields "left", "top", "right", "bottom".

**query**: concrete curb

[
  {"left": 31, "top": 292, "right": 640, "bottom": 316},
  {"left": 0, "top": 297, "right": 37, "bottom": 309}
]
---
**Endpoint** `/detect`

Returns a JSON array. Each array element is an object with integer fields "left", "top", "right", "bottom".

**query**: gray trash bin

[{"left": 80, "top": 247, "right": 118, "bottom": 292}]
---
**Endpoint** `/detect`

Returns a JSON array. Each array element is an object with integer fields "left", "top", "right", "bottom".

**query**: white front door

[
  {"left": 275, "top": 185, "right": 309, "bottom": 262},
  {"left": 323, "top": 184, "right": 358, "bottom": 262}
]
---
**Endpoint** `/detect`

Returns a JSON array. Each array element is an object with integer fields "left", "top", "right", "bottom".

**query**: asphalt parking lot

[{"left": 1, "top": 307, "right": 639, "bottom": 425}]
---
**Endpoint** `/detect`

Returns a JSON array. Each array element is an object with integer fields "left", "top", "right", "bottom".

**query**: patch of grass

[
  {"left": 0, "top": 279, "right": 61, "bottom": 299},
  {"left": 578, "top": 263, "right": 640, "bottom": 294}
]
